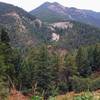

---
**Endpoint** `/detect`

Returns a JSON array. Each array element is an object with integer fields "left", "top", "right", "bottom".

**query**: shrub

[
  {"left": 31, "top": 95, "right": 42, "bottom": 100},
  {"left": 73, "top": 92, "right": 93, "bottom": 100},
  {"left": 71, "top": 76, "right": 100, "bottom": 92},
  {"left": 48, "top": 96, "right": 56, "bottom": 100},
  {"left": 0, "top": 76, "right": 9, "bottom": 100},
  {"left": 71, "top": 76, "right": 90, "bottom": 92},
  {"left": 49, "top": 85, "right": 59, "bottom": 97},
  {"left": 89, "top": 77, "right": 100, "bottom": 91},
  {"left": 58, "top": 82, "right": 69, "bottom": 94}
]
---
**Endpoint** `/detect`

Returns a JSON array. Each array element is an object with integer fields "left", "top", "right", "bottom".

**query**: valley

[{"left": 0, "top": 1, "right": 100, "bottom": 100}]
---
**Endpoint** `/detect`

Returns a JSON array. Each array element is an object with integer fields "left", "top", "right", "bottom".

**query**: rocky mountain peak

[{"left": 30, "top": 2, "right": 100, "bottom": 27}]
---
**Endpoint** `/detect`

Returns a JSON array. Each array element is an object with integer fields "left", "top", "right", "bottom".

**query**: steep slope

[
  {"left": 30, "top": 2, "right": 100, "bottom": 28},
  {"left": 0, "top": 2, "right": 100, "bottom": 50},
  {"left": 0, "top": 2, "right": 43, "bottom": 48},
  {"left": 47, "top": 20, "right": 100, "bottom": 49}
]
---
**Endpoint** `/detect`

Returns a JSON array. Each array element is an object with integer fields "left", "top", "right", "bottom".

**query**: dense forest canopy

[{"left": 0, "top": 29, "right": 100, "bottom": 99}]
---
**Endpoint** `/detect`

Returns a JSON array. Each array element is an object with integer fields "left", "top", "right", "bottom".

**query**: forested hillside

[
  {"left": 0, "top": 29, "right": 100, "bottom": 99},
  {"left": 48, "top": 21, "right": 100, "bottom": 49},
  {"left": 0, "top": 2, "right": 43, "bottom": 48},
  {"left": 0, "top": 2, "right": 100, "bottom": 50},
  {"left": 0, "top": 2, "right": 100, "bottom": 100}
]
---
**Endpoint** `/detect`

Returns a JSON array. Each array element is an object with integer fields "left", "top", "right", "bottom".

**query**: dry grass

[
  {"left": 56, "top": 90, "right": 100, "bottom": 100},
  {"left": 8, "top": 89, "right": 100, "bottom": 100},
  {"left": 8, "top": 89, "right": 30, "bottom": 100}
]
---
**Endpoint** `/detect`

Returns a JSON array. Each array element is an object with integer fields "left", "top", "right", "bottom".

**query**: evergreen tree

[
  {"left": 0, "top": 29, "right": 21, "bottom": 97},
  {"left": 76, "top": 47, "right": 92, "bottom": 77},
  {"left": 0, "top": 29, "right": 12, "bottom": 99},
  {"left": 1, "top": 29, "right": 10, "bottom": 44},
  {"left": 63, "top": 53, "right": 77, "bottom": 91},
  {"left": 20, "top": 44, "right": 60, "bottom": 96},
  {"left": 92, "top": 44, "right": 100, "bottom": 71}
]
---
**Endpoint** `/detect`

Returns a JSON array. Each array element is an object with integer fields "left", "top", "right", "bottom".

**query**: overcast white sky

[{"left": 0, "top": 0, "right": 100, "bottom": 12}]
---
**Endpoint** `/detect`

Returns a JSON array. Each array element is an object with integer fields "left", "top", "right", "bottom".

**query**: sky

[{"left": 0, "top": 0, "right": 100, "bottom": 12}]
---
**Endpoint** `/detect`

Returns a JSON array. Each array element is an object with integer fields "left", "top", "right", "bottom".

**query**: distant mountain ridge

[
  {"left": 0, "top": 2, "right": 100, "bottom": 50},
  {"left": 30, "top": 2, "right": 100, "bottom": 28}
]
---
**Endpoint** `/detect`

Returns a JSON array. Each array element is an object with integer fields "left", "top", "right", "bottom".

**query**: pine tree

[
  {"left": 76, "top": 47, "right": 92, "bottom": 77},
  {"left": 0, "top": 29, "right": 21, "bottom": 99},
  {"left": 0, "top": 29, "right": 11, "bottom": 99},
  {"left": 1, "top": 29, "right": 10, "bottom": 44},
  {"left": 92, "top": 44, "right": 100, "bottom": 71}
]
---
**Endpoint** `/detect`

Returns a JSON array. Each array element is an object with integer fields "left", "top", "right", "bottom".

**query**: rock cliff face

[{"left": 52, "top": 33, "right": 60, "bottom": 41}]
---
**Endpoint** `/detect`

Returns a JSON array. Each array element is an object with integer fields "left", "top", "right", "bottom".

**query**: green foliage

[
  {"left": 58, "top": 82, "right": 69, "bottom": 93},
  {"left": 64, "top": 53, "right": 77, "bottom": 77},
  {"left": 1, "top": 29, "right": 10, "bottom": 43},
  {"left": 0, "top": 29, "right": 22, "bottom": 99},
  {"left": 20, "top": 44, "right": 59, "bottom": 96},
  {"left": 74, "top": 92, "right": 94, "bottom": 100},
  {"left": 19, "top": 44, "right": 100, "bottom": 95},
  {"left": 92, "top": 44, "right": 100, "bottom": 71},
  {"left": 56, "top": 21, "right": 100, "bottom": 49},
  {"left": 31, "top": 95, "right": 42, "bottom": 100},
  {"left": 48, "top": 96, "right": 56, "bottom": 100},
  {"left": 76, "top": 47, "right": 92, "bottom": 77},
  {"left": 70, "top": 76, "right": 100, "bottom": 92},
  {"left": 89, "top": 77, "right": 100, "bottom": 91},
  {"left": 75, "top": 45, "right": 100, "bottom": 77},
  {"left": 0, "top": 28, "right": 100, "bottom": 98},
  {"left": 0, "top": 29, "right": 12, "bottom": 99},
  {"left": 71, "top": 76, "right": 90, "bottom": 92},
  {"left": 0, "top": 2, "right": 100, "bottom": 98},
  {"left": 0, "top": 76, "right": 9, "bottom": 100},
  {"left": 48, "top": 85, "right": 59, "bottom": 97}
]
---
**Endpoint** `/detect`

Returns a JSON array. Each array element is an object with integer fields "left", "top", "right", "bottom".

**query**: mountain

[
  {"left": 0, "top": 2, "right": 43, "bottom": 48},
  {"left": 30, "top": 2, "right": 100, "bottom": 28},
  {"left": 0, "top": 2, "right": 100, "bottom": 50}
]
